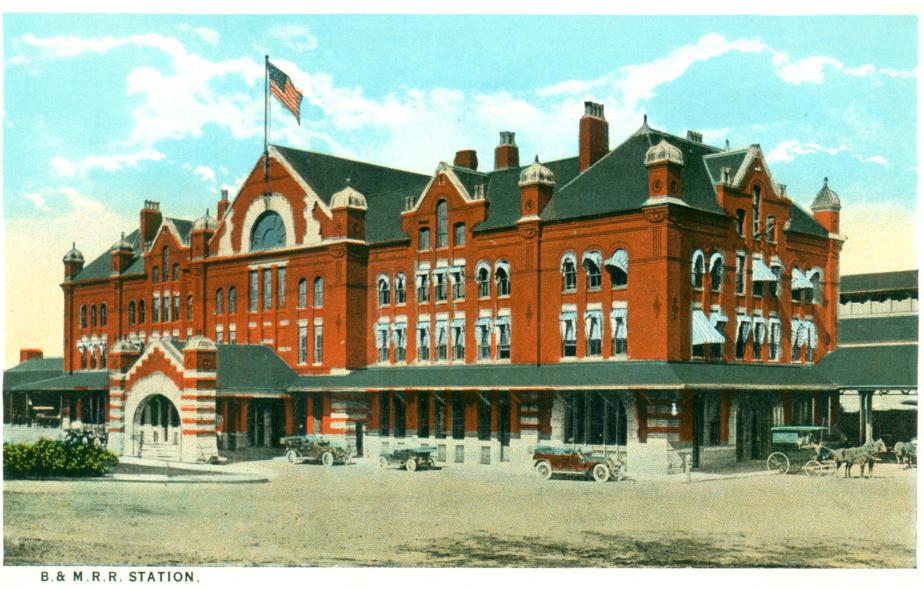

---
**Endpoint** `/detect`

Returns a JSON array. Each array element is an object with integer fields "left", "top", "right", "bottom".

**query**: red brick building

[{"left": 4, "top": 103, "right": 851, "bottom": 471}]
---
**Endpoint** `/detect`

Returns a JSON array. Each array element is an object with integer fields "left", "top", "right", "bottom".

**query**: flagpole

[{"left": 264, "top": 55, "right": 270, "bottom": 182}]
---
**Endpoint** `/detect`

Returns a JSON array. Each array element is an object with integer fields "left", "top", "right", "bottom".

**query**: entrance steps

[{"left": 140, "top": 443, "right": 181, "bottom": 462}]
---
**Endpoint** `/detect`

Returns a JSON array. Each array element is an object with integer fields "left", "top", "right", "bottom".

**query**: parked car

[
  {"left": 532, "top": 445, "right": 626, "bottom": 482},
  {"left": 379, "top": 446, "right": 437, "bottom": 471},
  {"left": 280, "top": 435, "right": 352, "bottom": 466}
]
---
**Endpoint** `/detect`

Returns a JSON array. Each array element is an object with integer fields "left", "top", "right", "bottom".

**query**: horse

[
  {"left": 894, "top": 441, "right": 908, "bottom": 466},
  {"left": 833, "top": 439, "right": 887, "bottom": 478},
  {"left": 894, "top": 441, "right": 917, "bottom": 468}
]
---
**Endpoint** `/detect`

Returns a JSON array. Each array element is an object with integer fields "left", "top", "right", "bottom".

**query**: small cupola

[
  {"left": 110, "top": 232, "right": 135, "bottom": 274},
  {"left": 811, "top": 177, "right": 841, "bottom": 234},
  {"left": 518, "top": 156, "right": 555, "bottom": 219},
  {"left": 192, "top": 209, "right": 219, "bottom": 232},
  {"left": 63, "top": 242, "right": 85, "bottom": 281},
  {"left": 191, "top": 209, "right": 218, "bottom": 259},
  {"left": 644, "top": 139, "right": 684, "bottom": 199},
  {"left": 330, "top": 182, "right": 367, "bottom": 241},
  {"left": 330, "top": 185, "right": 368, "bottom": 210}
]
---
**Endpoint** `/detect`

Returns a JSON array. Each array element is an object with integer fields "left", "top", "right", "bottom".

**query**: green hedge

[{"left": 3, "top": 439, "right": 119, "bottom": 478}]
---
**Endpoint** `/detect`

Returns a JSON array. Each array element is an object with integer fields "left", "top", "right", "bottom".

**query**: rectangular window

[
  {"left": 584, "top": 312, "right": 602, "bottom": 357},
  {"left": 735, "top": 253, "right": 745, "bottom": 295},
  {"left": 735, "top": 210, "right": 745, "bottom": 238},
  {"left": 216, "top": 326, "right": 224, "bottom": 344},
  {"left": 416, "top": 273, "right": 430, "bottom": 303},
  {"left": 298, "top": 325, "right": 308, "bottom": 364},
  {"left": 277, "top": 267, "right": 286, "bottom": 307},
  {"left": 434, "top": 272, "right": 447, "bottom": 302},
  {"left": 418, "top": 228, "right": 430, "bottom": 251},
  {"left": 152, "top": 296, "right": 160, "bottom": 322},
  {"left": 229, "top": 325, "right": 237, "bottom": 344},
  {"left": 710, "top": 320, "right": 725, "bottom": 360},
  {"left": 769, "top": 321, "right": 781, "bottom": 361},
  {"left": 452, "top": 323, "right": 465, "bottom": 360},
  {"left": 418, "top": 323, "right": 431, "bottom": 362},
  {"left": 735, "top": 319, "right": 750, "bottom": 360},
  {"left": 752, "top": 321, "right": 764, "bottom": 360},
  {"left": 435, "top": 322, "right": 448, "bottom": 361},
  {"left": 497, "top": 321, "right": 511, "bottom": 360},
  {"left": 395, "top": 278, "right": 406, "bottom": 305},
  {"left": 376, "top": 324, "right": 390, "bottom": 363},
  {"left": 454, "top": 223, "right": 465, "bottom": 246},
  {"left": 249, "top": 271, "right": 258, "bottom": 312},
  {"left": 766, "top": 216, "right": 776, "bottom": 242},
  {"left": 476, "top": 321, "right": 492, "bottom": 360},
  {"left": 394, "top": 325, "right": 406, "bottom": 362},
  {"left": 173, "top": 295, "right": 179, "bottom": 322},
  {"left": 263, "top": 268, "right": 272, "bottom": 310},
  {"left": 752, "top": 278, "right": 764, "bottom": 298},
  {"left": 561, "top": 314, "right": 577, "bottom": 357},
  {"left": 164, "top": 295, "right": 171, "bottom": 322},
  {"left": 152, "top": 266, "right": 160, "bottom": 283},
  {"left": 770, "top": 266, "right": 781, "bottom": 298},
  {"left": 451, "top": 269, "right": 465, "bottom": 300},
  {"left": 313, "top": 325, "right": 323, "bottom": 364}
]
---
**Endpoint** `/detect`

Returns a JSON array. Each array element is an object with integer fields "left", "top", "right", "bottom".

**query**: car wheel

[
  {"left": 592, "top": 463, "right": 610, "bottom": 483},
  {"left": 379, "top": 456, "right": 389, "bottom": 468},
  {"left": 286, "top": 450, "right": 300, "bottom": 464},
  {"left": 766, "top": 452, "right": 790, "bottom": 475},
  {"left": 321, "top": 451, "right": 335, "bottom": 467},
  {"left": 405, "top": 458, "right": 418, "bottom": 472},
  {"left": 535, "top": 460, "right": 553, "bottom": 480},
  {"left": 425, "top": 458, "right": 436, "bottom": 469}
]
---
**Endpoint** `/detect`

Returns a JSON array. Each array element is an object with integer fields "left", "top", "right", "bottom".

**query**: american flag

[{"left": 268, "top": 61, "right": 303, "bottom": 124}]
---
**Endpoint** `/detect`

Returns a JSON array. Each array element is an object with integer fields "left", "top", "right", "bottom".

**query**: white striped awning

[
  {"left": 752, "top": 315, "right": 767, "bottom": 344},
  {"left": 449, "top": 266, "right": 465, "bottom": 284},
  {"left": 451, "top": 317, "right": 465, "bottom": 329},
  {"left": 751, "top": 256, "right": 777, "bottom": 282},
  {"left": 416, "top": 320, "right": 431, "bottom": 346},
  {"left": 610, "top": 308, "right": 627, "bottom": 338},
  {"left": 736, "top": 314, "right": 752, "bottom": 342},
  {"left": 791, "top": 319, "right": 805, "bottom": 347},
  {"left": 375, "top": 321, "right": 390, "bottom": 349},
  {"left": 692, "top": 309, "right": 725, "bottom": 345},
  {"left": 582, "top": 250, "right": 603, "bottom": 270},
  {"left": 560, "top": 311, "right": 577, "bottom": 339},
  {"left": 391, "top": 322, "right": 406, "bottom": 346},
  {"left": 583, "top": 310, "right": 603, "bottom": 339},
  {"left": 805, "top": 321, "right": 818, "bottom": 349},
  {"left": 709, "top": 310, "right": 728, "bottom": 327},
  {"left": 475, "top": 317, "right": 493, "bottom": 344},
  {"left": 792, "top": 268, "right": 813, "bottom": 290},
  {"left": 604, "top": 249, "right": 628, "bottom": 273},
  {"left": 494, "top": 315, "right": 510, "bottom": 334}
]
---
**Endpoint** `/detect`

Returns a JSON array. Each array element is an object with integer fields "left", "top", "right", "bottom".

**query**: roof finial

[
  {"left": 120, "top": 232, "right": 125, "bottom": 240},
  {"left": 823, "top": 176, "right": 829, "bottom": 186},
  {"left": 643, "top": 114, "right": 647, "bottom": 124},
  {"left": 206, "top": 208, "right": 210, "bottom": 216},
  {"left": 534, "top": 155, "right": 540, "bottom": 163},
  {"left": 725, "top": 139, "right": 730, "bottom": 150},
  {"left": 346, "top": 177, "right": 351, "bottom": 186}
]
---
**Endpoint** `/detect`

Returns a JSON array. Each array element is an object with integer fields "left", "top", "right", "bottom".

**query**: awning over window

[
  {"left": 791, "top": 319, "right": 806, "bottom": 347},
  {"left": 709, "top": 310, "right": 728, "bottom": 327},
  {"left": 805, "top": 321, "right": 818, "bottom": 349},
  {"left": 435, "top": 320, "right": 448, "bottom": 346},
  {"left": 604, "top": 249, "right": 628, "bottom": 273},
  {"left": 475, "top": 317, "right": 493, "bottom": 344},
  {"left": 560, "top": 311, "right": 577, "bottom": 340},
  {"left": 736, "top": 314, "right": 752, "bottom": 342},
  {"left": 449, "top": 266, "right": 465, "bottom": 284},
  {"left": 415, "top": 271, "right": 429, "bottom": 287},
  {"left": 560, "top": 252, "right": 576, "bottom": 272},
  {"left": 583, "top": 310, "right": 603, "bottom": 340},
  {"left": 416, "top": 320, "right": 431, "bottom": 346},
  {"left": 751, "top": 256, "right": 777, "bottom": 282},
  {"left": 432, "top": 267, "right": 448, "bottom": 278},
  {"left": 610, "top": 308, "right": 627, "bottom": 339},
  {"left": 451, "top": 317, "right": 465, "bottom": 329},
  {"left": 495, "top": 260, "right": 510, "bottom": 276},
  {"left": 770, "top": 256, "right": 783, "bottom": 269},
  {"left": 768, "top": 318, "right": 782, "bottom": 344},
  {"left": 375, "top": 321, "right": 390, "bottom": 349},
  {"left": 692, "top": 309, "right": 726, "bottom": 345},
  {"left": 392, "top": 322, "right": 406, "bottom": 346},
  {"left": 581, "top": 250, "right": 602, "bottom": 270},
  {"left": 792, "top": 268, "right": 813, "bottom": 290},
  {"left": 752, "top": 315, "right": 767, "bottom": 344},
  {"left": 494, "top": 315, "right": 510, "bottom": 334}
]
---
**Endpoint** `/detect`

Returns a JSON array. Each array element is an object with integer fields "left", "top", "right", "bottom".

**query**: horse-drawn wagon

[
  {"left": 766, "top": 426, "right": 837, "bottom": 476},
  {"left": 280, "top": 434, "right": 352, "bottom": 466}
]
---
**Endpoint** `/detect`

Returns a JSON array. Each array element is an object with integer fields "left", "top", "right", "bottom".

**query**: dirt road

[{"left": 3, "top": 460, "right": 916, "bottom": 567}]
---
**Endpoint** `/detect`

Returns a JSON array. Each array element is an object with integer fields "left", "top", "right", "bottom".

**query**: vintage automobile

[
  {"left": 280, "top": 435, "right": 352, "bottom": 466},
  {"left": 766, "top": 425, "right": 837, "bottom": 475},
  {"left": 532, "top": 445, "right": 627, "bottom": 482},
  {"left": 379, "top": 446, "right": 437, "bottom": 471}
]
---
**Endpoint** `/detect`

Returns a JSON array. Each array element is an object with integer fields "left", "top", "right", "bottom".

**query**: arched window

[
  {"left": 138, "top": 300, "right": 146, "bottom": 324},
  {"left": 494, "top": 260, "right": 510, "bottom": 297},
  {"left": 162, "top": 246, "right": 169, "bottom": 276},
  {"left": 436, "top": 200, "right": 448, "bottom": 248},
  {"left": 377, "top": 275, "right": 391, "bottom": 306},
  {"left": 228, "top": 287, "right": 236, "bottom": 313},
  {"left": 215, "top": 288, "right": 223, "bottom": 315},
  {"left": 394, "top": 273, "right": 406, "bottom": 304},
  {"left": 709, "top": 252, "right": 724, "bottom": 292},
  {"left": 250, "top": 210, "right": 286, "bottom": 251},
  {"left": 128, "top": 301, "right": 136, "bottom": 325},
  {"left": 691, "top": 249, "right": 705, "bottom": 289},
  {"left": 476, "top": 262, "right": 491, "bottom": 298},
  {"left": 298, "top": 279, "right": 307, "bottom": 308},
  {"left": 807, "top": 268, "right": 823, "bottom": 305},
  {"left": 80, "top": 305, "right": 87, "bottom": 328},
  {"left": 561, "top": 252, "right": 577, "bottom": 292},
  {"left": 605, "top": 249, "right": 628, "bottom": 288},
  {"left": 186, "top": 295, "right": 193, "bottom": 321},
  {"left": 582, "top": 251, "right": 602, "bottom": 290},
  {"left": 313, "top": 277, "right": 323, "bottom": 307},
  {"left": 752, "top": 185, "right": 761, "bottom": 238},
  {"left": 90, "top": 305, "right": 97, "bottom": 327},
  {"left": 100, "top": 303, "right": 107, "bottom": 327}
]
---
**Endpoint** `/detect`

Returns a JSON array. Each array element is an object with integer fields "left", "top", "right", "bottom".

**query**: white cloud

[
  {"left": 766, "top": 140, "right": 847, "bottom": 163},
  {"left": 23, "top": 191, "right": 50, "bottom": 211},
  {"left": 50, "top": 149, "right": 166, "bottom": 177},
  {"left": 193, "top": 164, "right": 217, "bottom": 184},
  {"left": 268, "top": 24, "right": 318, "bottom": 53},
  {"left": 854, "top": 154, "right": 889, "bottom": 166},
  {"left": 178, "top": 24, "right": 219, "bottom": 46},
  {"left": 770, "top": 50, "right": 914, "bottom": 85}
]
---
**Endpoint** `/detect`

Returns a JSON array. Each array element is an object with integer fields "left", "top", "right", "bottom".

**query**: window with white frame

[
  {"left": 792, "top": 267, "right": 807, "bottom": 304},
  {"left": 313, "top": 324, "right": 323, "bottom": 364},
  {"left": 582, "top": 251, "right": 602, "bottom": 290},
  {"left": 417, "top": 320, "right": 431, "bottom": 361},
  {"left": 377, "top": 275, "right": 390, "bottom": 306},
  {"left": 791, "top": 319, "right": 805, "bottom": 362},
  {"left": 691, "top": 249, "right": 705, "bottom": 290},
  {"left": 476, "top": 263, "right": 491, "bottom": 298},
  {"left": 394, "top": 273, "right": 406, "bottom": 305},
  {"left": 560, "top": 311, "right": 577, "bottom": 357},
  {"left": 313, "top": 277, "right": 323, "bottom": 307},
  {"left": 805, "top": 321, "right": 817, "bottom": 362},
  {"left": 610, "top": 308, "right": 628, "bottom": 356},
  {"left": 605, "top": 249, "right": 628, "bottom": 289},
  {"left": 495, "top": 316, "right": 511, "bottom": 359},
  {"left": 451, "top": 266, "right": 465, "bottom": 300},
  {"left": 436, "top": 200, "right": 448, "bottom": 248},
  {"left": 163, "top": 295, "right": 170, "bottom": 322},
  {"left": 298, "top": 279, "right": 307, "bottom": 308},
  {"left": 751, "top": 316, "right": 766, "bottom": 360},
  {"left": 475, "top": 317, "right": 492, "bottom": 360},
  {"left": 807, "top": 268, "right": 823, "bottom": 305},
  {"left": 735, "top": 315, "right": 751, "bottom": 359},
  {"left": 229, "top": 324, "right": 237, "bottom": 344},
  {"left": 709, "top": 252, "right": 724, "bottom": 292},
  {"left": 766, "top": 216, "right": 776, "bottom": 242},
  {"left": 216, "top": 324, "right": 224, "bottom": 344},
  {"left": 584, "top": 310, "right": 603, "bottom": 356},
  {"left": 451, "top": 318, "right": 465, "bottom": 360},
  {"left": 769, "top": 260, "right": 782, "bottom": 298},
  {"left": 495, "top": 261, "right": 510, "bottom": 297},
  {"left": 433, "top": 269, "right": 448, "bottom": 302},
  {"left": 375, "top": 322, "right": 390, "bottom": 363},
  {"left": 435, "top": 320, "right": 448, "bottom": 360},
  {"left": 392, "top": 323, "right": 407, "bottom": 362},
  {"left": 769, "top": 319, "right": 782, "bottom": 360},
  {"left": 735, "top": 252, "right": 746, "bottom": 295},
  {"left": 735, "top": 209, "right": 745, "bottom": 238},
  {"left": 298, "top": 325, "right": 308, "bottom": 364},
  {"left": 561, "top": 252, "right": 577, "bottom": 292},
  {"left": 416, "top": 271, "right": 430, "bottom": 303}
]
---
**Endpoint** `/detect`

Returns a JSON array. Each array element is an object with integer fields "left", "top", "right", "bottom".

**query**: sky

[{"left": 1, "top": 12, "right": 919, "bottom": 367}]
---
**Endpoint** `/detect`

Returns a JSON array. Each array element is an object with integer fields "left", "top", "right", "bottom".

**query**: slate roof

[
  {"left": 11, "top": 371, "right": 109, "bottom": 392},
  {"left": 477, "top": 157, "right": 580, "bottom": 232},
  {"left": 817, "top": 344, "right": 918, "bottom": 389},
  {"left": 3, "top": 357, "right": 65, "bottom": 392},
  {"left": 216, "top": 345, "right": 298, "bottom": 393},
  {"left": 838, "top": 315, "right": 918, "bottom": 345},
  {"left": 840, "top": 270, "right": 918, "bottom": 295}
]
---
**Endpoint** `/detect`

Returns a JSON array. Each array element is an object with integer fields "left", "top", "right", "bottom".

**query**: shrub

[{"left": 3, "top": 439, "right": 118, "bottom": 479}]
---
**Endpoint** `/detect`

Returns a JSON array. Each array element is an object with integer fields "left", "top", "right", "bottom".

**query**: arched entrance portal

[{"left": 134, "top": 394, "right": 182, "bottom": 460}]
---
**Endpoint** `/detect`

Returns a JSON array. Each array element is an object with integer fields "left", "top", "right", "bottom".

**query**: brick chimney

[
  {"left": 20, "top": 348, "right": 43, "bottom": 363},
  {"left": 216, "top": 189, "right": 230, "bottom": 220},
  {"left": 494, "top": 131, "right": 519, "bottom": 170},
  {"left": 139, "top": 200, "right": 162, "bottom": 251},
  {"left": 579, "top": 101, "right": 609, "bottom": 172},
  {"left": 453, "top": 149, "right": 478, "bottom": 171}
]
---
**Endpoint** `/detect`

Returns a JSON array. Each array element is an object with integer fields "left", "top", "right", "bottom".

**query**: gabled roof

[
  {"left": 838, "top": 315, "right": 918, "bottom": 345},
  {"left": 840, "top": 270, "right": 919, "bottom": 295},
  {"left": 3, "top": 357, "right": 65, "bottom": 392},
  {"left": 476, "top": 157, "right": 580, "bottom": 232},
  {"left": 163, "top": 217, "right": 193, "bottom": 245},
  {"left": 71, "top": 229, "right": 142, "bottom": 282}
]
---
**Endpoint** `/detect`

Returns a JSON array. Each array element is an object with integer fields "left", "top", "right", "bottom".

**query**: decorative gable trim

[{"left": 406, "top": 162, "right": 477, "bottom": 213}]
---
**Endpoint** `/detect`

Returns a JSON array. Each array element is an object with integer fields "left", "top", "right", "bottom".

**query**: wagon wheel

[
  {"left": 321, "top": 451, "right": 335, "bottom": 467},
  {"left": 286, "top": 449, "right": 300, "bottom": 464},
  {"left": 405, "top": 458, "right": 418, "bottom": 472},
  {"left": 767, "top": 452, "right": 790, "bottom": 474},
  {"left": 592, "top": 463, "right": 611, "bottom": 483},
  {"left": 534, "top": 460, "right": 553, "bottom": 480},
  {"left": 379, "top": 456, "right": 389, "bottom": 468},
  {"left": 803, "top": 459, "right": 822, "bottom": 476},
  {"left": 425, "top": 458, "right": 436, "bottom": 469}
]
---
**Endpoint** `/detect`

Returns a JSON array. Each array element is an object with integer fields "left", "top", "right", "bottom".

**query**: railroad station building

[{"left": 5, "top": 102, "right": 912, "bottom": 472}]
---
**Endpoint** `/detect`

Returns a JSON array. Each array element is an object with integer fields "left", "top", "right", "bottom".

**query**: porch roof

[
  {"left": 816, "top": 343, "right": 918, "bottom": 390},
  {"left": 10, "top": 371, "right": 109, "bottom": 392},
  {"left": 2, "top": 357, "right": 64, "bottom": 392}
]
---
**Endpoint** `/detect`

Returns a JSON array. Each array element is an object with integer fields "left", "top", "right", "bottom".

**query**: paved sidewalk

[{"left": 105, "top": 456, "right": 274, "bottom": 484}]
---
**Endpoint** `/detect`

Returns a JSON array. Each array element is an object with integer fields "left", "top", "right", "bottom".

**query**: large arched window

[
  {"left": 215, "top": 288, "right": 224, "bottom": 315},
  {"left": 806, "top": 268, "right": 823, "bottom": 305},
  {"left": 80, "top": 305, "right": 87, "bottom": 328},
  {"left": 561, "top": 252, "right": 577, "bottom": 292},
  {"left": 582, "top": 251, "right": 602, "bottom": 290},
  {"left": 752, "top": 185, "right": 761, "bottom": 238},
  {"left": 377, "top": 275, "right": 391, "bottom": 306},
  {"left": 138, "top": 300, "right": 146, "bottom": 324},
  {"left": 250, "top": 211, "right": 286, "bottom": 251},
  {"left": 605, "top": 249, "right": 629, "bottom": 288},
  {"left": 436, "top": 200, "right": 448, "bottom": 248},
  {"left": 228, "top": 286, "right": 236, "bottom": 313},
  {"left": 394, "top": 273, "right": 406, "bottom": 304},
  {"left": 313, "top": 277, "right": 323, "bottom": 307},
  {"left": 90, "top": 305, "right": 97, "bottom": 327},
  {"left": 691, "top": 249, "right": 705, "bottom": 289},
  {"left": 494, "top": 260, "right": 510, "bottom": 297},
  {"left": 298, "top": 279, "right": 307, "bottom": 308},
  {"left": 162, "top": 246, "right": 169, "bottom": 276},
  {"left": 100, "top": 303, "right": 107, "bottom": 327},
  {"left": 128, "top": 301, "right": 136, "bottom": 325},
  {"left": 709, "top": 252, "right": 724, "bottom": 292},
  {"left": 475, "top": 262, "right": 491, "bottom": 298}
]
